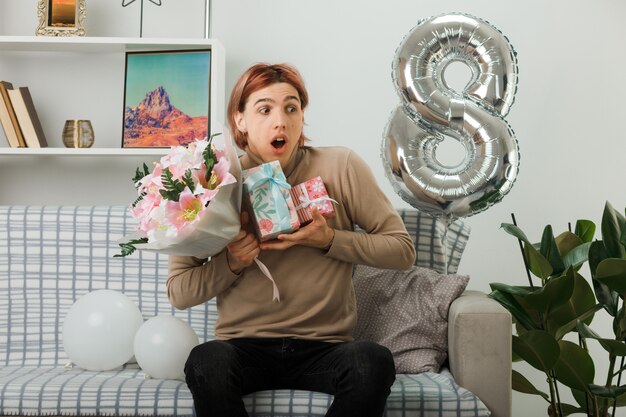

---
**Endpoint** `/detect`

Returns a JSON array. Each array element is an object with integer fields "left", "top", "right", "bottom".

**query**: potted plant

[{"left": 489, "top": 201, "right": 626, "bottom": 416}]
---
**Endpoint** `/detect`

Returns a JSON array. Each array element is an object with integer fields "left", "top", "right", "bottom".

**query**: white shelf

[
  {"left": 0, "top": 147, "right": 169, "bottom": 156},
  {"left": 0, "top": 35, "right": 218, "bottom": 53}
]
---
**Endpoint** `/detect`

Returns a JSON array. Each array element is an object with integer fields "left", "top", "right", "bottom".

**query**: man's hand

[
  {"left": 261, "top": 206, "right": 335, "bottom": 251},
  {"left": 226, "top": 211, "right": 260, "bottom": 274}
]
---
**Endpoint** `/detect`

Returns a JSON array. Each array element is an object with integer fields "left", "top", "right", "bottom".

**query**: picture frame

[
  {"left": 36, "top": 0, "right": 86, "bottom": 37},
  {"left": 122, "top": 50, "right": 212, "bottom": 148}
]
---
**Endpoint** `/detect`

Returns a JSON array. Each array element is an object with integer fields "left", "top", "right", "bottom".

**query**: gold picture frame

[{"left": 36, "top": 0, "right": 86, "bottom": 37}]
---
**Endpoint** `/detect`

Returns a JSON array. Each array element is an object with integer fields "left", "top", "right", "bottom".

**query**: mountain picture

[{"left": 122, "top": 50, "right": 211, "bottom": 148}]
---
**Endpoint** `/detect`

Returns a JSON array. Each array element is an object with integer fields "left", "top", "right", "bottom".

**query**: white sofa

[{"left": 0, "top": 206, "right": 511, "bottom": 417}]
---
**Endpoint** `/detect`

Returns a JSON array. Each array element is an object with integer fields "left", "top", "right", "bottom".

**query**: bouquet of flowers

[{"left": 116, "top": 131, "right": 242, "bottom": 258}]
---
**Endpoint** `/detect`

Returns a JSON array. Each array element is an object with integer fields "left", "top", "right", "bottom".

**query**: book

[
  {"left": 7, "top": 87, "right": 48, "bottom": 148},
  {"left": 0, "top": 81, "right": 26, "bottom": 147}
]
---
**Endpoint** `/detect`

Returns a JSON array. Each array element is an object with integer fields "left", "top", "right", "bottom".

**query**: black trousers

[{"left": 184, "top": 337, "right": 396, "bottom": 417}]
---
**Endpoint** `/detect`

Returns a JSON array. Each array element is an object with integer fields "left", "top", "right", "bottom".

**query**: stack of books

[{"left": 0, "top": 81, "right": 48, "bottom": 148}]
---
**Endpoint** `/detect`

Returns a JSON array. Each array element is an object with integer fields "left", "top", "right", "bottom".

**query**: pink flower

[
  {"left": 258, "top": 218, "right": 274, "bottom": 233},
  {"left": 165, "top": 187, "right": 204, "bottom": 230}
]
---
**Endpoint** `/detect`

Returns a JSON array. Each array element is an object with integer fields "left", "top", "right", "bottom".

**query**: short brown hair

[{"left": 227, "top": 63, "right": 309, "bottom": 149}]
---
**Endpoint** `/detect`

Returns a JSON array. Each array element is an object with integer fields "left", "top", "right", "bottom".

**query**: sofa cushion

[
  {"left": 396, "top": 210, "right": 470, "bottom": 274},
  {"left": 0, "top": 366, "right": 488, "bottom": 417},
  {"left": 353, "top": 265, "right": 469, "bottom": 373}
]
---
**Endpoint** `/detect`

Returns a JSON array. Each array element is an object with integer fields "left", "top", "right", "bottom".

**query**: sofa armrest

[{"left": 448, "top": 290, "right": 512, "bottom": 417}]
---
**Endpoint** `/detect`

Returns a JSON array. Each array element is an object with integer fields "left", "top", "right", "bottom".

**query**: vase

[{"left": 62, "top": 120, "right": 94, "bottom": 148}]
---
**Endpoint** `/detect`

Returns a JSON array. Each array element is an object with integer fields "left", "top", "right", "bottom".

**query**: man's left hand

[{"left": 260, "top": 206, "right": 335, "bottom": 251}]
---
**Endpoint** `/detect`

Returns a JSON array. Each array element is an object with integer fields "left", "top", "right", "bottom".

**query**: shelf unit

[{"left": 0, "top": 35, "right": 225, "bottom": 156}]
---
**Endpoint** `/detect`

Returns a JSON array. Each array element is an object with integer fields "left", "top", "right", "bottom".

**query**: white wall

[{"left": 2, "top": 1, "right": 626, "bottom": 415}]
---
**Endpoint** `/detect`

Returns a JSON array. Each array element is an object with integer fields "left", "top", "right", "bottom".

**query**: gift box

[
  {"left": 289, "top": 176, "right": 336, "bottom": 226},
  {"left": 243, "top": 161, "right": 300, "bottom": 242}
]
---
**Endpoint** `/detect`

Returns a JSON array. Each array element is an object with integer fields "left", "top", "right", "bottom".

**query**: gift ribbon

[
  {"left": 244, "top": 164, "right": 293, "bottom": 230},
  {"left": 254, "top": 256, "right": 281, "bottom": 302},
  {"left": 294, "top": 194, "right": 338, "bottom": 212}
]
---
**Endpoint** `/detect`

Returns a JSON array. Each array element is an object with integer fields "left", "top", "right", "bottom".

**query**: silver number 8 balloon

[{"left": 382, "top": 13, "right": 520, "bottom": 222}]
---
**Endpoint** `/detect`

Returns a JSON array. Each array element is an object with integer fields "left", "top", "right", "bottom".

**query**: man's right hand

[{"left": 226, "top": 211, "right": 260, "bottom": 274}]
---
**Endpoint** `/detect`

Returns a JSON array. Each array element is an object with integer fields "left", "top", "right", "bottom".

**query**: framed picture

[
  {"left": 36, "top": 0, "right": 86, "bottom": 37},
  {"left": 122, "top": 50, "right": 212, "bottom": 148}
]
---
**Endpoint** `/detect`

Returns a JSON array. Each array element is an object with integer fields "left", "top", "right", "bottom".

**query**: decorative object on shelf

[
  {"left": 381, "top": 13, "right": 519, "bottom": 221},
  {"left": 122, "top": 49, "right": 211, "bottom": 148},
  {"left": 122, "top": 0, "right": 163, "bottom": 38},
  {"left": 62, "top": 119, "right": 94, "bottom": 148},
  {"left": 36, "top": 0, "right": 86, "bottom": 37}
]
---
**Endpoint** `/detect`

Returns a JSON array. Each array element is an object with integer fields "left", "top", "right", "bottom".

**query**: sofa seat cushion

[{"left": 0, "top": 366, "right": 489, "bottom": 417}]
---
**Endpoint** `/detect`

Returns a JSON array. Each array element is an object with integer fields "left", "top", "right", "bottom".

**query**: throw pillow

[
  {"left": 352, "top": 264, "right": 469, "bottom": 374},
  {"left": 397, "top": 210, "right": 471, "bottom": 274}
]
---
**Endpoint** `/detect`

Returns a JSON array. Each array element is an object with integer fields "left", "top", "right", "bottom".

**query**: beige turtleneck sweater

[{"left": 167, "top": 146, "right": 416, "bottom": 342}]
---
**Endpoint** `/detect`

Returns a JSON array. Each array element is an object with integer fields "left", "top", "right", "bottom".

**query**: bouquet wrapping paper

[
  {"left": 243, "top": 161, "right": 300, "bottom": 242},
  {"left": 290, "top": 176, "right": 336, "bottom": 226}
]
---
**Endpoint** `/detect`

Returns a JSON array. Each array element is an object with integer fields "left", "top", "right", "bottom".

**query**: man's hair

[{"left": 227, "top": 63, "right": 309, "bottom": 149}]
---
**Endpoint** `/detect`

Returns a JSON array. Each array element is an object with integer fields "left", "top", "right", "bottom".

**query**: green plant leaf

[
  {"left": 555, "top": 231, "right": 583, "bottom": 258},
  {"left": 554, "top": 304, "right": 602, "bottom": 341},
  {"left": 553, "top": 340, "right": 595, "bottom": 391},
  {"left": 589, "top": 241, "right": 619, "bottom": 316},
  {"left": 525, "top": 273, "right": 575, "bottom": 315},
  {"left": 541, "top": 225, "right": 565, "bottom": 276},
  {"left": 501, "top": 222, "right": 532, "bottom": 244},
  {"left": 547, "top": 268, "right": 597, "bottom": 336},
  {"left": 577, "top": 321, "right": 626, "bottom": 356},
  {"left": 588, "top": 384, "right": 626, "bottom": 399},
  {"left": 562, "top": 242, "right": 592, "bottom": 270},
  {"left": 575, "top": 219, "right": 596, "bottom": 243},
  {"left": 512, "top": 330, "right": 560, "bottom": 372},
  {"left": 489, "top": 290, "right": 539, "bottom": 331},
  {"left": 114, "top": 237, "right": 148, "bottom": 257},
  {"left": 512, "top": 369, "right": 549, "bottom": 401},
  {"left": 602, "top": 201, "right": 626, "bottom": 260},
  {"left": 489, "top": 283, "right": 532, "bottom": 297},
  {"left": 596, "top": 259, "right": 626, "bottom": 295},
  {"left": 552, "top": 403, "right": 586, "bottom": 417},
  {"left": 524, "top": 243, "right": 553, "bottom": 280}
]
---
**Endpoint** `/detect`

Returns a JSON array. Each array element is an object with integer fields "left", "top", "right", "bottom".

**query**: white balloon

[
  {"left": 134, "top": 315, "right": 200, "bottom": 380},
  {"left": 62, "top": 289, "right": 144, "bottom": 371}
]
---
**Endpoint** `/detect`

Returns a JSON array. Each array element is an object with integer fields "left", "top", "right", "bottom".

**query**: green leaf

[
  {"left": 602, "top": 201, "right": 626, "bottom": 259},
  {"left": 554, "top": 304, "right": 602, "bottom": 341},
  {"left": 555, "top": 231, "right": 583, "bottom": 257},
  {"left": 525, "top": 273, "right": 575, "bottom": 315},
  {"left": 489, "top": 283, "right": 532, "bottom": 297},
  {"left": 512, "top": 330, "right": 560, "bottom": 372},
  {"left": 524, "top": 243, "right": 554, "bottom": 280},
  {"left": 571, "top": 388, "right": 592, "bottom": 410},
  {"left": 575, "top": 219, "right": 596, "bottom": 243},
  {"left": 541, "top": 225, "right": 565, "bottom": 276},
  {"left": 160, "top": 167, "right": 186, "bottom": 201},
  {"left": 562, "top": 242, "right": 592, "bottom": 270},
  {"left": 488, "top": 290, "right": 539, "bottom": 331},
  {"left": 114, "top": 237, "right": 148, "bottom": 257},
  {"left": 576, "top": 321, "right": 626, "bottom": 356},
  {"left": 589, "top": 241, "right": 619, "bottom": 316},
  {"left": 588, "top": 384, "right": 626, "bottom": 399},
  {"left": 553, "top": 340, "right": 595, "bottom": 391},
  {"left": 132, "top": 162, "right": 150, "bottom": 184},
  {"left": 547, "top": 268, "right": 597, "bottom": 336},
  {"left": 554, "top": 403, "right": 586, "bottom": 417},
  {"left": 501, "top": 223, "right": 532, "bottom": 244},
  {"left": 512, "top": 369, "right": 550, "bottom": 401},
  {"left": 596, "top": 258, "right": 626, "bottom": 295}
]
